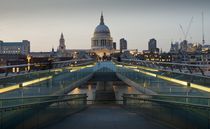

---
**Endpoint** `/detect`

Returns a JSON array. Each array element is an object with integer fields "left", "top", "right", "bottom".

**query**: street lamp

[{"left": 27, "top": 55, "right": 31, "bottom": 72}]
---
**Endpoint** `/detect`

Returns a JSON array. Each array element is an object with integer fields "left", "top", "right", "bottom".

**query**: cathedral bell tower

[{"left": 58, "top": 33, "right": 66, "bottom": 53}]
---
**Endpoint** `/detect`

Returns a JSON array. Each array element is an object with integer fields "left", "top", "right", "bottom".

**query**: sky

[{"left": 0, "top": 0, "right": 210, "bottom": 52}]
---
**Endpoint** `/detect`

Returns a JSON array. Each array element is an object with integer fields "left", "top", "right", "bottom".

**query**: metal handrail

[
  {"left": 115, "top": 60, "right": 210, "bottom": 79},
  {"left": 87, "top": 100, "right": 123, "bottom": 102},
  {"left": 0, "top": 94, "right": 85, "bottom": 101},
  {"left": 121, "top": 58, "right": 210, "bottom": 67},
  {"left": 0, "top": 59, "right": 94, "bottom": 69},
  {"left": 0, "top": 95, "right": 87, "bottom": 111},
  {"left": 0, "top": 60, "right": 95, "bottom": 80},
  {"left": 123, "top": 96, "right": 210, "bottom": 109},
  {"left": 52, "top": 59, "right": 93, "bottom": 64},
  {"left": 123, "top": 94, "right": 210, "bottom": 99}
]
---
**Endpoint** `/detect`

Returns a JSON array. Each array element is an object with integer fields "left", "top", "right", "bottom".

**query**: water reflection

[
  {"left": 71, "top": 88, "right": 80, "bottom": 94},
  {"left": 69, "top": 85, "right": 96, "bottom": 100},
  {"left": 114, "top": 85, "right": 140, "bottom": 100},
  {"left": 69, "top": 81, "right": 141, "bottom": 100}
]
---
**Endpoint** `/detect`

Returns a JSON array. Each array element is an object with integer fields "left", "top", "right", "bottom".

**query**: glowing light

[
  {"left": 70, "top": 64, "right": 94, "bottom": 72},
  {"left": 12, "top": 68, "right": 15, "bottom": 73},
  {"left": 157, "top": 75, "right": 188, "bottom": 86},
  {"left": 117, "top": 62, "right": 210, "bottom": 93},
  {"left": 138, "top": 69, "right": 157, "bottom": 77},
  {"left": 191, "top": 83, "right": 210, "bottom": 92},
  {"left": 0, "top": 76, "right": 52, "bottom": 93},
  {"left": 0, "top": 84, "right": 19, "bottom": 93},
  {"left": 52, "top": 68, "right": 63, "bottom": 72},
  {"left": 133, "top": 69, "right": 139, "bottom": 72},
  {"left": 135, "top": 68, "right": 210, "bottom": 92},
  {"left": 16, "top": 67, "right": 19, "bottom": 73},
  {"left": 27, "top": 55, "right": 31, "bottom": 71},
  {"left": 132, "top": 67, "right": 187, "bottom": 85},
  {"left": 127, "top": 86, "right": 133, "bottom": 93},
  {"left": 71, "top": 88, "right": 80, "bottom": 94},
  {"left": 22, "top": 76, "right": 52, "bottom": 87},
  {"left": 138, "top": 66, "right": 159, "bottom": 72},
  {"left": 116, "top": 65, "right": 123, "bottom": 67},
  {"left": 124, "top": 66, "right": 138, "bottom": 69},
  {"left": 88, "top": 85, "right": 92, "bottom": 91}
]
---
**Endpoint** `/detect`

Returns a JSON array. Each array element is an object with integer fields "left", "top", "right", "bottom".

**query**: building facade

[
  {"left": 91, "top": 13, "right": 114, "bottom": 57},
  {"left": 0, "top": 40, "right": 30, "bottom": 55}
]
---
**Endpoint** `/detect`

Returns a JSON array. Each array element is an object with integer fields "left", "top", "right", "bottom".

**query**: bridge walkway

[{"left": 45, "top": 104, "right": 172, "bottom": 129}]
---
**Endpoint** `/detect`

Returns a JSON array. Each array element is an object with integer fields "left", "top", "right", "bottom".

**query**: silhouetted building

[
  {"left": 180, "top": 40, "right": 188, "bottom": 52},
  {"left": 148, "top": 38, "right": 157, "bottom": 53},
  {"left": 57, "top": 33, "right": 66, "bottom": 53},
  {"left": 113, "top": 42, "right": 116, "bottom": 50},
  {"left": 0, "top": 40, "right": 30, "bottom": 55},
  {"left": 120, "top": 38, "right": 127, "bottom": 52},
  {"left": 170, "top": 42, "right": 179, "bottom": 53},
  {"left": 0, "top": 54, "right": 26, "bottom": 66}
]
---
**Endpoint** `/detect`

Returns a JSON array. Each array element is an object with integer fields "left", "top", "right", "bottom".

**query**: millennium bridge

[{"left": 0, "top": 59, "right": 210, "bottom": 129}]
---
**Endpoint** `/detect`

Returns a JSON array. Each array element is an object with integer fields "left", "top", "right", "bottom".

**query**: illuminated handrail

[
  {"left": 114, "top": 60, "right": 210, "bottom": 79},
  {"left": 121, "top": 58, "right": 210, "bottom": 68},
  {"left": 117, "top": 58, "right": 209, "bottom": 76},
  {"left": 116, "top": 65, "right": 210, "bottom": 92},
  {"left": 123, "top": 94, "right": 210, "bottom": 108}
]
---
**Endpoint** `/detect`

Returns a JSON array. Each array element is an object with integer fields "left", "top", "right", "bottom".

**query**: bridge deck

[{"left": 45, "top": 104, "right": 172, "bottom": 129}]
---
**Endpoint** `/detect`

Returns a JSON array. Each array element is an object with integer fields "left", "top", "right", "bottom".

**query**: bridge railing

[
  {"left": 114, "top": 60, "right": 210, "bottom": 94},
  {"left": 0, "top": 94, "right": 85, "bottom": 108},
  {"left": 0, "top": 94, "right": 87, "bottom": 129},
  {"left": 0, "top": 59, "right": 95, "bottom": 91},
  {"left": 116, "top": 65, "right": 186, "bottom": 95},
  {"left": 0, "top": 58, "right": 95, "bottom": 77},
  {"left": 0, "top": 61, "right": 95, "bottom": 95},
  {"left": 119, "top": 58, "right": 210, "bottom": 76},
  {"left": 123, "top": 94, "right": 210, "bottom": 129}
]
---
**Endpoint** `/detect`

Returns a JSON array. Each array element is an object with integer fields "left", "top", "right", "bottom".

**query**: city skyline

[{"left": 0, "top": 0, "right": 210, "bottom": 52}]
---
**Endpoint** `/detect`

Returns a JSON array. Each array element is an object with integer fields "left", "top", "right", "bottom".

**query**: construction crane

[
  {"left": 179, "top": 16, "right": 194, "bottom": 41},
  {"left": 179, "top": 24, "right": 185, "bottom": 40},
  {"left": 202, "top": 12, "right": 205, "bottom": 45}
]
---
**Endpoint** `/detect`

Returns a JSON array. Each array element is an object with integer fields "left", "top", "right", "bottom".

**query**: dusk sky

[{"left": 0, "top": 0, "right": 210, "bottom": 52}]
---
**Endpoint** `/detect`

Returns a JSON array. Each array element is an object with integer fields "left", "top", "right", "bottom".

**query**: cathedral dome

[
  {"left": 91, "top": 13, "right": 113, "bottom": 52},
  {"left": 94, "top": 24, "right": 110, "bottom": 34},
  {"left": 94, "top": 13, "right": 110, "bottom": 34}
]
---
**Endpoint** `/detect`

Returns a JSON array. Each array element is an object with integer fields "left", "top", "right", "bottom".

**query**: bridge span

[{"left": 0, "top": 60, "right": 210, "bottom": 129}]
